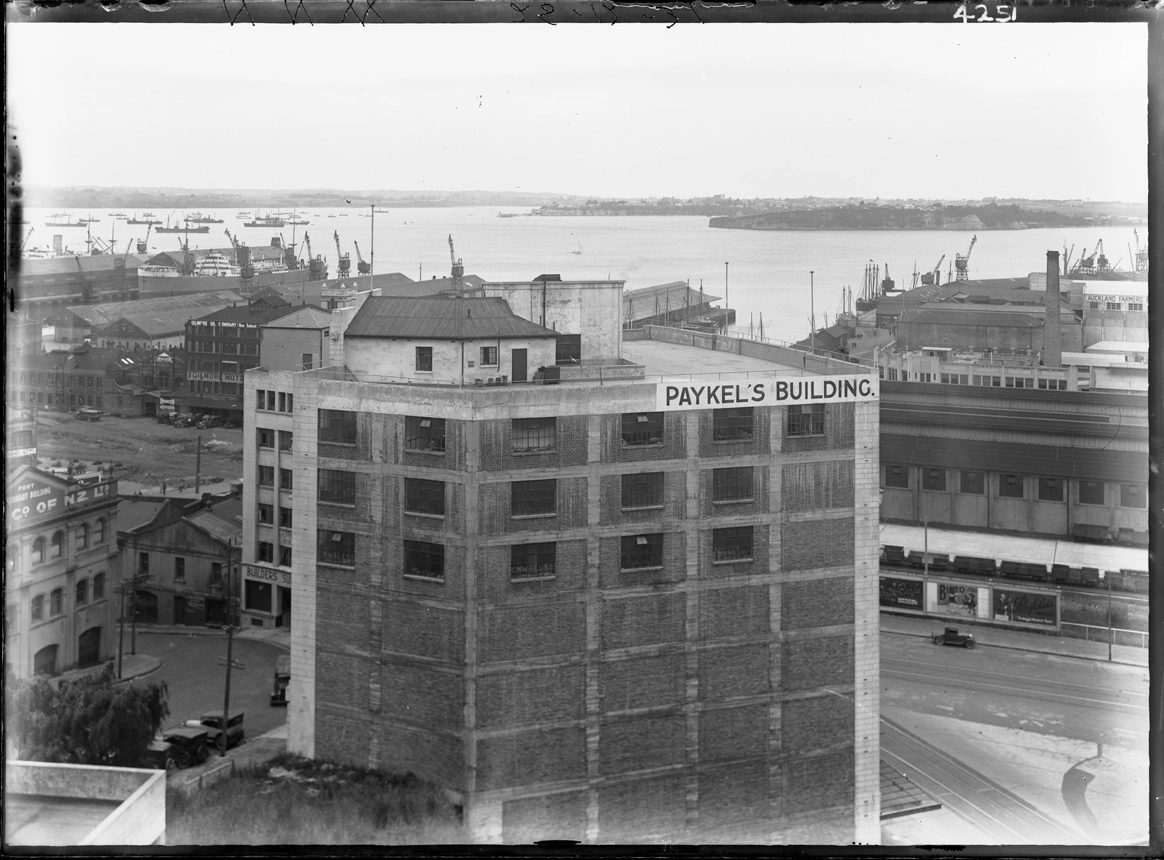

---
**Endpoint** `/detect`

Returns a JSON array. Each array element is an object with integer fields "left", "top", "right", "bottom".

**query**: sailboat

[{"left": 571, "top": 240, "right": 583, "bottom": 256}]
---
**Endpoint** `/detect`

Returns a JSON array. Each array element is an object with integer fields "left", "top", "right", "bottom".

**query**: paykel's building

[{"left": 242, "top": 280, "right": 881, "bottom": 843}]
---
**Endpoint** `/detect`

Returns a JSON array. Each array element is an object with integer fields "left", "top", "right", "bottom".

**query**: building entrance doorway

[{"left": 78, "top": 626, "right": 102, "bottom": 668}]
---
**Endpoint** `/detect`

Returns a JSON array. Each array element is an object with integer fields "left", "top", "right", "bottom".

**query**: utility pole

[
  {"left": 1106, "top": 571, "right": 1113, "bottom": 662},
  {"left": 195, "top": 434, "right": 202, "bottom": 495},
  {"left": 116, "top": 570, "right": 151, "bottom": 668},
  {"left": 724, "top": 262, "right": 729, "bottom": 333},
  {"left": 810, "top": 271, "right": 816, "bottom": 354},
  {"left": 219, "top": 539, "right": 239, "bottom": 756},
  {"left": 370, "top": 203, "right": 375, "bottom": 292}
]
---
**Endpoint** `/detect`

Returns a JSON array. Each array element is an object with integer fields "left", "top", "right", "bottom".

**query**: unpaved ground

[{"left": 34, "top": 413, "right": 244, "bottom": 489}]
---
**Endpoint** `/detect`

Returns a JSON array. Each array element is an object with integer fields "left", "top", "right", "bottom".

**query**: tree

[{"left": 9, "top": 665, "right": 169, "bottom": 767}]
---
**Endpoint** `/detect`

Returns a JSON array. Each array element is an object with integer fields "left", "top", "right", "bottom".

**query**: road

[
  {"left": 133, "top": 632, "right": 287, "bottom": 740},
  {"left": 881, "top": 632, "right": 1149, "bottom": 844}
]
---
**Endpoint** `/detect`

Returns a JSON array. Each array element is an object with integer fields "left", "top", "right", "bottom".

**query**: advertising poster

[
  {"left": 879, "top": 576, "right": 924, "bottom": 611},
  {"left": 992, "top": 588, "right": 1057, "bottom": 627},
  {"left": 926, "top": 580, "right": 989, "bottom": 619}
]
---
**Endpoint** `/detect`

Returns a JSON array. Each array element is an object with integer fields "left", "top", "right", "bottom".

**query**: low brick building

[{"left": 243, "top": 285, "right": 881, "bottom": 843}]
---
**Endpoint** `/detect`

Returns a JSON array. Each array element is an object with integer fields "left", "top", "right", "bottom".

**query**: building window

[
  {"left": 318, "top": 530, "right": 356, "bottom": 566},
  {"left": 512, "top": 479, "right": 557, "bottom": 517},
  {"left": 415, "top": 346, "right": 433, "bottom": 372},
  {"left": 94, "top": 519, "right": 106, "bottom": 544},
  {"left": 277, "top": 392, "right": 294, "bottom": 413},
  {"left": 280, "top": 468, "right": 294, "bottom": 491},
  {"left": 884, "top": 465, "right": 909, "bottom": 489},
  {"left": 74, "top": 524, "right": 89, "bottom": 551},
  {"left": 31, "top": 537, "right": 44, "bottom": 565},
  {"left": 279, "top": 430, "right": 293, "bottom": 451},
  {"left": 257, "top": 541, "right": 274, "bottom": 563},
  {"left": 93, "top": 573, "right": 105, "bottom": 600},
  {"left": 510, "top": 542, "right": 556, "bottom": 581},
  {"left": 404, "top": 478, "right": 446, "bottom": 517},
  {"left": 959, "top": 471, "right": 985, "bottom": 495},
  {"left": 481, "top": 346, "right": 498, "bottom": 367},
  {"left": 512, "top": 417, "right": 556, "bottom": 453},
  {"left": 258, "top": 503, "right": 273, "bottom": 524},
  {"left": 922, "top": 468, "right": 946, "bottom": 492},
  {"left": 50, "top": 531, "right": 63, "bottom": 559},
  {"left": 1128, "top": 302, "right": 1144, "bottom": 311},
  {"left": 1088, "top": 301, "right": 1100, "bottom": 310},
  {"left": 403, "top": 540, "right": 444, "bottom": 581},
  {"left": 1106, "top": 301, "right": 1120, "bottom": 311},
  {"left": 405, "top": 416, "right": 446, "bottom": 453},
  {"left": 1120, "top": 483, "right": 1147, "bottom": 509},
  {"left": 258, "top": 466, "right": 274, "bottom": 487},
  {"left": 999, "top": 473, "right": 1024, "bottom": 499},
  {"left": 621, "top": 472, "right": 664, "bottom": 510},
  {"left": 174, "top": 557, "right": 186, "bottom": 583},
  {"left": 621, "top": 533, "right": 664, "bottom": 571},
  {"left": 713, "top": 466, "right": 754, "bottom": 503},
  {"left": 787, "top": 403, "right": 825, "bottom": 437},
  {"left": 712, "top": 526, "right": 754, "bottom": 563},
  {"left": 1038, "top": 477, "right": 1064, "bottom": 502},
  {"left": 319, "top": 410, "right": 358, "bottom": 445},
  {"left": 76, "top": 579, "right": 89, "bottom": 606},
  {"left": 50, "top": 588, "right": 63, "bottom": 616},
  {"left": 279, "top": 545, "right": 292, "bottom": 567},
  {"left": 318, "top": 469, "right": 356, "bottom": 505},
  {"left": 31, "top": 594, "right": 44, "bottom": 622},
  {"left": 621, "top": 412, "right": 663, "bottom": 446},
  {"left": 712, "top": 407, "right": 754, "bottom": 442},
  {"left": 257, "top": 428, "right": 275, "bottom": 448},
  {"left": 257, "top": 389, "right": 269, "bottom": 410},
  {"left": 139, "top": 552, "right": 150, "bottom": 575},
  {"left": 1077, "top": 480, "right": 1104, "bottom": 506},
  {"left": 279, "top": 507, "right": 293, "bottom": 528}
]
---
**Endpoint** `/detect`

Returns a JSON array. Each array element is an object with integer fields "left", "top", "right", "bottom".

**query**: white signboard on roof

[{"left": 656, "top": 374, "right": 877, "bottom": 411}]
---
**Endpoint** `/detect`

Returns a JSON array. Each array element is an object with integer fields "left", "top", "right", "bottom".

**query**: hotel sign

[
  {"left": 243, "top": 563, "right": 291, "bottom": 587},
  {"left": 657, "top": 374, "right": 877, "bottom": 411}
]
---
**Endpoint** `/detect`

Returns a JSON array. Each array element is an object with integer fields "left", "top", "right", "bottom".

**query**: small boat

[
  {"left": 571, "top": 241, "right": 583, "bottom": 255},
  {"left": 244, "top": 217, "right": 286, "bottom": 228},
  {"left": 188, "top": 212, "right": 224, "bottom": 224},
  {"left": 127, "top": 213, "right": 161, "bottom": 225},
  {"left": 46, "top": 219, "right": 86, "bottom": 227}
]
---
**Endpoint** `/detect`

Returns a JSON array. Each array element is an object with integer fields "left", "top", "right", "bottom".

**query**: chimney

[{"left": 1043, "top": 251, "right": 1062, "bottom": 368}]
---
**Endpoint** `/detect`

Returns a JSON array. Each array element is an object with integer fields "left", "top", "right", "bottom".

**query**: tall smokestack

[{"left": 1044, "top": 251, "right": 1062, "bottom": 367}]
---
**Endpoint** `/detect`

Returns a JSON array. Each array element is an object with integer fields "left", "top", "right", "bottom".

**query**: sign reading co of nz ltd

[{"left": 657, "top": 374, "right": 878, "bottom": 411}]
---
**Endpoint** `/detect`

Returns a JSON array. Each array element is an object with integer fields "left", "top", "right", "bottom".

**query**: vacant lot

[
  {"left": 166, "top": 754, "right": 465, "bottom": 845},
  {"left": 36, "top": 413, "right": 244, "bottom": 489}
]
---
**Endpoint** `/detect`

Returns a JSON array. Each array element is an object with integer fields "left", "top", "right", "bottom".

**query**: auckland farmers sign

[{"left": 657, "top": 374, "right": 877, "bottom": 411}]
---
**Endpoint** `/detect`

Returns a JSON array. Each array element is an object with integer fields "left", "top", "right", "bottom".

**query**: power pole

[{"left": 195, "top": 434, "right": 202, "bottom": 495}]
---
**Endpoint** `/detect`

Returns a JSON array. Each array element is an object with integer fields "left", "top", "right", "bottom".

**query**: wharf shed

[{"left": 243, "top": 280, "right": 882, "bottom": 843}]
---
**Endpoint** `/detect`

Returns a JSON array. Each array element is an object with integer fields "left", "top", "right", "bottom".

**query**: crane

[
  {"left": 448, "top": 234, "right": 464, "bottom": 293},
  {"left": 954, "top": 235, "right": 976, "bottom": 281},
  {"left": 919, "top": 254, "right": 945, "bottom": 286},
  {"left": 334, "top": 231, "right": 351, "bottom": 278},
  {"left": 1133, "top": 229, "right": 1148, "bottom": 273},
  {"left": 302, "top": 232, "right": 326, "bottom": 281},
  {"left": 225, "top": 229, "right": 254, "bottom": 280},
  {"left": 353, "top": 240, "right": 371, "bottom": 275},
  {"left": 136, "top": 222, "right": 152, "bottom": 255},
  {"left": 1072, "top": 245, "right": 1097, "bottom": 276},
  {"left": 20, "top": 225, "right": 34, "bottom": 254},
  {"left": 1094, "top": 239, "right": 1110, "bottom": 275}
]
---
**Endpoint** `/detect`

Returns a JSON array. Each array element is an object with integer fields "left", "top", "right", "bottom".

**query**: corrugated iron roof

[
  {"left": 623, "top": 282, "right": 721, "bottom": 320},
  {"left": 345, "top": 296, "right": 558, "bottom": 340},
  {"left": 48, "top": 291, "right": 242, "bottom": 329},
  {"left": 196, "top": 302, "right": 312, "bottom": 324},
  {"left": 880, "top": 433, "right": 1146, "bottom": 483},
  {"left": 16, "top": 254, "right": 151, "bottom": 277},
  {"left": 265, "top": 306, "right": 334, "bottom": 330},
  {"left": 94, "top": 308, "right": 194, "bottom": 337}
]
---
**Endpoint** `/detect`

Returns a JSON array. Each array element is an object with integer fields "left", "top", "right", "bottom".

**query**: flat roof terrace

[{"left": 622, "top": 337, "right": 810, "bottom": 378}]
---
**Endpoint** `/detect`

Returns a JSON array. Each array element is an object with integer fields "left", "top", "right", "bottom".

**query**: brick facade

[{"left": 247, "top": 358, "right": 880, "bottom": 843}]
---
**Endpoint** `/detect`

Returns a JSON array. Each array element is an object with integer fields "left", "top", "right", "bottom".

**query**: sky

[{"left": 5, "top": 22, "right": 1149, "bottom": 201}]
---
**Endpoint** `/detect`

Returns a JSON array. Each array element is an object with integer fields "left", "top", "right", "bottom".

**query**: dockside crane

[
  {"left": 20, "top": 225, "right": 34, "bottom": 254},
  {"left": 225, "top": 228, "right": 255, "bottom": 281},
  {"left": 954, "top": 235, "right": 976, "bottom": 281},
  {"left": 1072, "top": 245, "right": 1097, "bottom": 276},
  {"left": 919, "top": 254, "right": 945, "bottom": 286},
  {"left": 302, "top": 232, "right": 326, "bottom": 281},
  {"left": 1132, "top": 229, "right": 1148, "bottom": 273},
  {"left": 448, "top": 234, "right": 464, "bottom": 293},
  {"left": 136, "top": 222, "right": 152, "bottom": 255},
  {"left": 353, "top": 240, "right": 371, "bottom": 275},
  {"left": 334, "top": 231, "right": 351, "bottom": 278},
  {"left": 1094, "top": 239, "right": 1110, "bottom": 275}
]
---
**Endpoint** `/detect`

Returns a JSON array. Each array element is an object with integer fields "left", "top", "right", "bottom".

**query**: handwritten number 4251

[{"left": 954, "top": 3, "right": 1017, "bottom": 22}]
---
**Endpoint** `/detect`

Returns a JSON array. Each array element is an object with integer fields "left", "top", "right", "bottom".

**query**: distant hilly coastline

[{"left": 709, "top": 203, "right": 1145, "bottom": 231}]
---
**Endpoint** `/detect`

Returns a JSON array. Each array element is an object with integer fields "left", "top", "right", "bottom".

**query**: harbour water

[{"left": 23, "top": 206, "right": 1145, "bottom": 346}]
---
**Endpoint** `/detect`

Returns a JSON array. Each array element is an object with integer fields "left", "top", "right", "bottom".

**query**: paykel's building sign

[{"left": 657, "top": 374, "right": 878, "bottom": 411}]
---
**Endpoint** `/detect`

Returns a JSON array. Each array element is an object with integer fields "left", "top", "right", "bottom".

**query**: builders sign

[{"left": 657, "top": 374, "right": 877, "bottom": 412}]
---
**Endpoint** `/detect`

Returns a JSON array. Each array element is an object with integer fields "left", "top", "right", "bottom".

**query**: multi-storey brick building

[
  {"left": 243, "top": 287, "right": 881, "bottom": 843},
  {"left": 5, "top": 465, "right": 120, "bottom": 679}
]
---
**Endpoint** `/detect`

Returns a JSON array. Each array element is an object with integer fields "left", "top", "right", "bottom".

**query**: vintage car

[
  {"left": 74, "top": 407, "right": 103, "bottom": 422},
  {"left": 184, "top": 710, "right": 245, "bottom": 751},
  {"left": 932, "top": 626, "right": 976, "bottom": 648},
  {"left": 143, "top": 726, "right": 211, "bottom": 770},
  {"left": 270, "top": 655, "right": 291, "bottom": 707}
]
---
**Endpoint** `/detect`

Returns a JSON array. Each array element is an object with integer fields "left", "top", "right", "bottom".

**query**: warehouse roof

[
  {"left": 47, "top": 291, "right": 242, "bottom": 330},
  {"left": 880, "top": 433, "right": 1147, "bottom": 484},
  {"left": 902, "top": 305, "right": 1063, "bottom": 328},
  {"left": 195, "top": 302, "right": 314, "bottom": 325},
  {"left": 381, "top": 274, "right": 486, "bottom": 298},
  {"left": 264, "top": 306, "right": 334, "bottom": 330},
  {"left": 345, "top": 296, "right": 558, "bottom": 340},
  {"left": 16, "top": 254, "right": 151, "bottom": 277},
  {"left": 623, "top": 281, "right": 721, "bottom": 321},
  {"left": 94, "top": 309, "right": 195, "bottom": 338}
]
